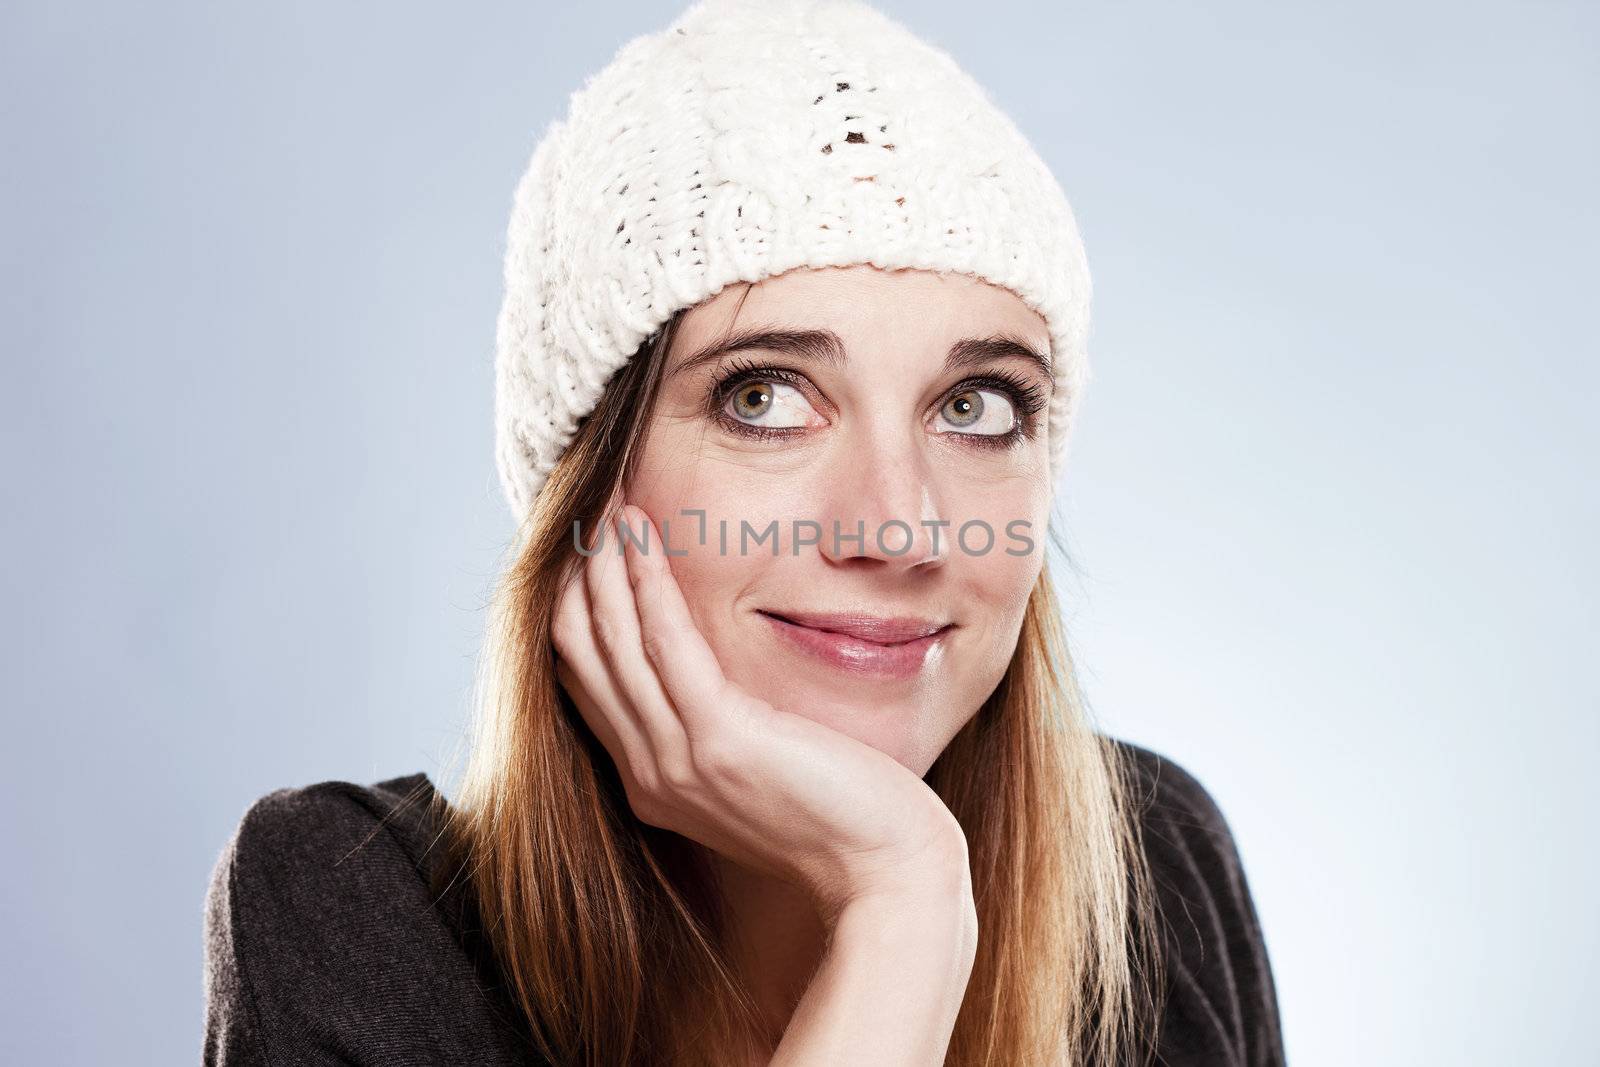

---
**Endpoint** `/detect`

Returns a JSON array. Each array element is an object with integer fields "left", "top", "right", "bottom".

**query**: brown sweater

[{"left": 201, "top": 738, "right": 1286, "bottom": 1064}]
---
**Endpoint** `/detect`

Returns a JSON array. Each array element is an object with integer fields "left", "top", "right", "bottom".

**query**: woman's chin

[{"left": 723, "top": 672, "right": 949, "bottom": 772}]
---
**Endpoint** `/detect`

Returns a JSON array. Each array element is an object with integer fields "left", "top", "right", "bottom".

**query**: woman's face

[{"left": 627, "top": 264, "right": 1055, "bottom": 776}]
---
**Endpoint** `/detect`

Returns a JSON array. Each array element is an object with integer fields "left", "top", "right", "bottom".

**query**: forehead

[{"left": 668, "top": 264, "right": 1050, "bottom": 367}]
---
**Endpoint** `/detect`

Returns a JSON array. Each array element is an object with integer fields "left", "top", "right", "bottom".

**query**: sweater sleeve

[
  {"left": 200, "top": 780, "right": 531, "bottom": 1067},
  {"left": 201, "top": 814, "right": 270, "bottom": 1066},
  {"left": 1123, "top": 743, "right": 1287, "bottom": 1067}
]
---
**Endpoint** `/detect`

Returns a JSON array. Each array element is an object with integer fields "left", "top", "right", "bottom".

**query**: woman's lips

[{"left": 756, "top": 610, "right": 952, "bottom": 680}]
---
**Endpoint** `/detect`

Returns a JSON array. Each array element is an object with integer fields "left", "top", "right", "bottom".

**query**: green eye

[
  {"left": 936, "top": 388, "right": 1015, "bottom": 435},
  {"left": 723, "top": 380, "right": 817, "bottom": 428},
  {"left": 732, "top": 383, "right": 773, "bottom": 419}
]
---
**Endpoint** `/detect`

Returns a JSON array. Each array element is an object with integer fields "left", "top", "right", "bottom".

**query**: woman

[{"left": 202, "top": 2, "right": 1285, "bottom": 1064}]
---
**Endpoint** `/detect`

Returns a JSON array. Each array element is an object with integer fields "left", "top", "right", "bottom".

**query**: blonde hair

[{"left": 431, "top": 308, "right": 1166, "bottom": 1065}]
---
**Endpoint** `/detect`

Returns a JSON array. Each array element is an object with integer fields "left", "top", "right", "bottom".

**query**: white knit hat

[{"left": 494, "top": 0, "right": 1092, "bottom": 524}]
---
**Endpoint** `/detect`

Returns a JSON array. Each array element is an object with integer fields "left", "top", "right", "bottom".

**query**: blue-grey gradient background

[{"left": 4, "top": 1, "right": 1595, "bottom": 1063}]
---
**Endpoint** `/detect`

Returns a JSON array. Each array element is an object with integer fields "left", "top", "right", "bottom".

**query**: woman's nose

[{"left": 815, "top": 441, "right": 946, "bottom": 569}]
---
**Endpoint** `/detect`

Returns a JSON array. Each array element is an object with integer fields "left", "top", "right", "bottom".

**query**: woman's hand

[{"left": 551, "top": 500, "right": 970, "bottom": 918}]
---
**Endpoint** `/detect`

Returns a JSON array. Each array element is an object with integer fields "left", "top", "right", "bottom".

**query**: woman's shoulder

[
  {"left": 202, "top": 772, "right": 536, "bottom": 1065},
  {"left": 1104, "top": 736, "right": 1260, "bottom": 938},
  {"left": 1108, "top": 737, "right": 1242, "bottom": 849},
  {"left": 1102, "top": 736, "right": 1288, "bottom": 1066},
  {"left": 211, "top": 772, "right": 441, "bottom": 892},
  {"left": 205, "top": 773, "right": 450, "bottom": 958}
]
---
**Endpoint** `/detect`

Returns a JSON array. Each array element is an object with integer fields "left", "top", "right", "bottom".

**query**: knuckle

[
  {"left": 639, "top": 626, "right": 671, "bottom": 665},
  {"left": 624, "top": 786, "right": 665, "bottom": 828},
  {"left": 686, "top": 727, "right": 739, "bottom": 784},
  {"left": 623, "top": 767, "right": 670, "bottom": 827},
  {"left": 591, "top": 613, "right": 621, "bottom": 652},
  {"left": 625, "top": 762, "right": 660, "bottom": 800},
  {"left": 657, "top": 755, "right": 697, "bottom": 794},
  {"left": 630, "top": 760, "right": 660, "bottom": 795}
]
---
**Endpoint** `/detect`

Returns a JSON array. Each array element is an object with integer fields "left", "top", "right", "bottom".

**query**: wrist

[
  {"left": 833, "top": 846, "right": 976, "bottom": 929},
  {"left": 830, "top": 884, "right": 980, "bottom": 975}
]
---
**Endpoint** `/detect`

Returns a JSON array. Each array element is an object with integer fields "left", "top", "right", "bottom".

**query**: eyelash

[{"left": 705, "top": 357, "right": 1049, "bottom": 451}]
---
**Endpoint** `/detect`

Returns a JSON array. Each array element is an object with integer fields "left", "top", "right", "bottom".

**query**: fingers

[
  {"left": 584, "top": 507, "right": 689, "bottom": 765},
  {"left": 551, "top": 557, "right": 645, "bottom": 769},
  {"left": 618, "top": 504, "right": 731, "bottom": 729}
]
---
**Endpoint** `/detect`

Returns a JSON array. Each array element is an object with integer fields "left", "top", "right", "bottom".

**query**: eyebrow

[{"left": 670, "top": 326, "right": 1054, "bottom": 384}]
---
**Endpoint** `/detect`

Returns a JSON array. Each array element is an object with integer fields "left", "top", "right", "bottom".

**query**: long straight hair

[{"left": 432, "top": 304, "right": 1166, "bottom": 1065}]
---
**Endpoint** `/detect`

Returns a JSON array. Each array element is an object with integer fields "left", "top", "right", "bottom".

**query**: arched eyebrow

[{"left": 670, "top": 326, "right": 1053, "bottom": 383}]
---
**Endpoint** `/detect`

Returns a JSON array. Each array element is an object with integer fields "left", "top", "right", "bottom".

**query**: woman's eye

[
  {"left": 933, "top": 388, "right": 1017, "bottom": 436},
  {"left": 723, "top": 379, "right": 819, "bottom": 428}
]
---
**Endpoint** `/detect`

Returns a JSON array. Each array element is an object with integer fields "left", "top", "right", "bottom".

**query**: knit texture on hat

[{"left": 494, "top": 0, "right": 1092, "bottom": 525}]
